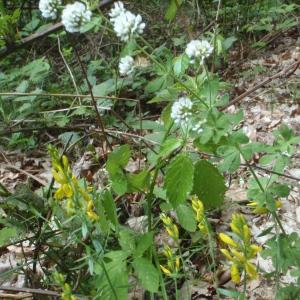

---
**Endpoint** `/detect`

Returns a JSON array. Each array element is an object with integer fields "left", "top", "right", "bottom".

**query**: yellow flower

[
  {"left": 250, "top": 244, "right": 262, "bottom": 255},
  {"left": 166, "top": 224, "right": 179, "bottom": 240},
  {"left": 230, "top": 222, "right": 240, "bottom": 235},
  {"left": 231, "top": 264, "right": 240, "bottom": 284},
  {"left": 52, "top": 168, "right": 67, "bottom": 185},
  {"left": 160, "top": 213, "right": 172, "bottom": 226},
  {"left": 87, "top": 211, "right": 100, "bottom": 221},
  {"left": 231, "top": 249, "right": 246, "bottom": 263},
  {"left": 243, "top": 225, "right": 251, "bottom": 243},
  {"left": 62, "top": 184, "right": 73, "bottom": 198},
  {"left": 219, "top": 233, "right": 238, "bottom": 248},
  {"left": 163, "top": 246, "right": 173, "bottom": 259},
  {"left": 245, "top": 262, "right": 258, "bottom": 279},
  {"left": 160, "top": 265, "right": 171, "bottom": 276},
  {"left": 62, "top": 155, "right": 69, "bottom": 169},
  {"left": 86, "top": 201, "right": 99, "bottom": 221},
  {"left": 247, "top": 200, "right": 282, "bottom": 214},
  {"left": 220, "top": 249, "right": 233, "bottom": 261},
  {"left": 54, "top": 186, "right": 65, "bottom": 200}
]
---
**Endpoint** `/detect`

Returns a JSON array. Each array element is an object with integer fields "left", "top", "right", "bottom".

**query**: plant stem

[
  {"left": 145, "top": 122, "right": 174, "bottom": 232},
  {"left": 174, "top": 277, "right": 179, "bottom": 300}
]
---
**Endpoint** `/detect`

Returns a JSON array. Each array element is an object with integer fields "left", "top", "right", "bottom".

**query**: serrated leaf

[
  {"left": 193, "top": 160, "right": 226, "bottom": 209},
  {"left": 164, "top": 154, "right": 194, "bottom": 207},
  {"left": 173, "top": 54, "right": 189, "bottom": 76},
  {"left": 133, "top": 257, "right": 159, "bottom": 292},
  {"left": 158, "top": 137, "right": 182, "bottom": 158},
  {"left": 176, "top": 204, "right": 196, "bottom": 232},
  {"left": 134, "top": 232, "right": 153, "bottom": 257},
  {"left": 119, "top": 229, "right": 135, "bottom": 254},
  {"left": 102, "top": 190, "right": 118, "bottom": 226}
]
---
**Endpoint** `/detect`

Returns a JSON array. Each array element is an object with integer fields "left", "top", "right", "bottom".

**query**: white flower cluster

[
  {"left": 185, "top": 39, "right": 213, "bottom": 64},
  {"left": 192, "top": 120, "right": 206, "bottom": 134},
  {"left": 39, "top": 0, "right": 62, "bottom": 20},
  {"left": 109, "top": 1, "right": 126, "bottom": 21},
  {"left": 119, "top": 56, "right": 135, "bottom": 76},
  {"left": 109, "top": 1, "right": 145, "bottom": 42},
  {"left": 171, "top": 97, "right": 193, "bottom": 126},
  {"left": 62, "top": 2, "right": 92, "bottom": 33}
]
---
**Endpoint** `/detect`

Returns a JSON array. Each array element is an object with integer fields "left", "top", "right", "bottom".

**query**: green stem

[
  {"left": 152, "top": 246, "right": 169, "bottom": 300},
  {"left": 145, "top": 122, "right": 174, "bottom": 232},
  {"left": 174, "top": 277, "right": 179, "bottom": 300},
  {"left": 237, "top": 146, "right": 286, "bottom": 235}
]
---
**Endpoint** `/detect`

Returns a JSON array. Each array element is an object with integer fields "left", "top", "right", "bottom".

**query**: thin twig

[
  {"left": 74, "top": 47, "right": 113, "bottom": 151},
  {"left": 0, "top": 92, "right": 137, "bottom": 102},
  {"left": 0, "top": 286, "right": 60, "bottom": 297}
]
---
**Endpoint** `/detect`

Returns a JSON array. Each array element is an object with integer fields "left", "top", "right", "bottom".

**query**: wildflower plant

[
  {"left": 219, "top": 214, "right": 262, "bottom": 284},
  {"left": 49, "top": 146, "right": 99, "bottom": 222}
]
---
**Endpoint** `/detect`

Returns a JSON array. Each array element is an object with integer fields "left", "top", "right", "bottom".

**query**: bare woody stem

[{"left": 74, "top": 47, "right": 113, "bottom": 151}]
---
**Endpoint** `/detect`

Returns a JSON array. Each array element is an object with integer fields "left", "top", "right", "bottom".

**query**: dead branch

[{"left": 221, "top": 60, "right": 300, "bottom": 111}]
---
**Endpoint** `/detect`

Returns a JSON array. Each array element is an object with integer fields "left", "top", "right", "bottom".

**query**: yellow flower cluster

[
  {"left": 52, "top": 155, "right": 74, "bottom": 201},
  {"left": 247, "top": 200, "right": 282, "bottom": 214},
  {"left": 219, "top": 213, "right": 261, "bottom": 284},
  {"left": 160, "top": 213, "right": 179, "bottom": 241},
  {"left": 160, "top": 245, "right": 180, "bottom": 276},
  {"left": 62, "top": 283, "right": 77, "bottom": 300},
  {"left": 53, "top": 273, "right": 76, "bottom": 300},
  {"left": 191, "top": 196, "right": 209, "bottom": 234},
  {"left": 51, "top": 151, "right": 99, "bottom": 222},
  {"left": 160, "top": 213, "right": 181, "bottom": 276}
]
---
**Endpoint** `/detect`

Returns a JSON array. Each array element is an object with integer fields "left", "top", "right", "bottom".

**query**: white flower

[
  {"left": 109, "top": 1, "right": 126, "bottom": 23},
  {"left": 113, "top": 10, "right": 145, "bottom": 42},
  {"left": 171, "top": 97, "right": 193, "bottom": 126},
  {"left": 39, "top": 0, "right": 61, "bottom": 19},
  {"left": 185, "top": 39, "right": 213, "bottom": 64},
  {"left": 192, "top": 120, "right": 206, "bottom": 134},
  {"left": 61, "top": 2, "right": 92, "bottom": 33},
  {"left": 119, "top": 56, "right": 135, "bottom": 76}
]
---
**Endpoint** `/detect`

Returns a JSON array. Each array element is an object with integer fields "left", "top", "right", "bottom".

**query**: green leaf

[
  {"left": 164, "top": 154, "right": 194, "bottom": 207},
  {"left": 217, "top": 145, "right": 240, "bottom": 173},
  {"left": 145, "top": 75, "right": 170, "bottom": 94},
  {"left": 158, "top": 137, "right": 182, "bottom": 158},
  {"left": 134, "top": 232, "right": 153, "bottom": 257},
  {"left": 119, "top": 229, "right": 135, "bottom": 254},
  {"left": 165, "top": 0, "right": 183, "bottom": 20},
  {"left": 107, "top": 145, "right": 131, "bottom": 172},
  {"left": 173, "top": 54, "right": 189, "bottom": 76},
  {"left": 102, "top": 190, "right": 118, "bottom": 226},
  {"left": 193, "top": 160, "right": 226, "bottom": 209},
  {"left": 127, "top": 170, "right": 150, "bottom": 192},
  {"left": 176, "top": 204, "right": 197, "bottom": 232},
  {"left": 0, "top": 227, "right": 17, "bottom": 246},
  {"left": 132, "top": 257, "right": 159, "bottom": 292}
]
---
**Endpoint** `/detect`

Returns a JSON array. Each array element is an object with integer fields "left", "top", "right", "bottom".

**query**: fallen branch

[
  {"left": 221, "top": 60, "right": 300, "bottom": 111},
  {"left": 0, "top": 286, "right": 60, "bottom": 298},
  {"left": 0, "top": 0, "right": 114, "bottom": 59}
]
